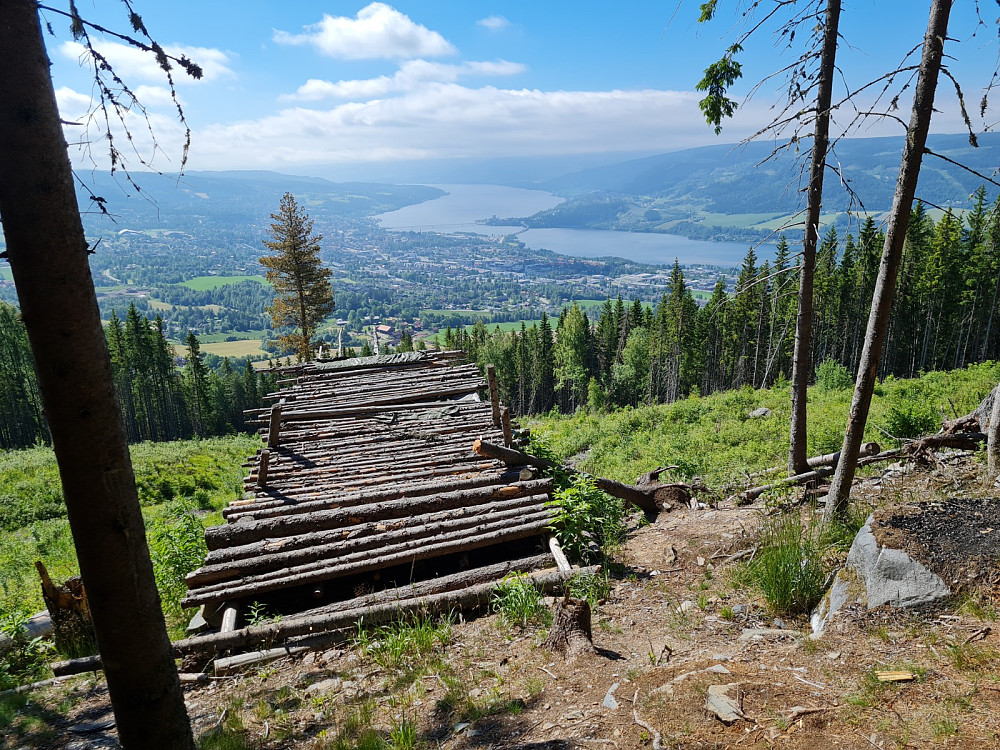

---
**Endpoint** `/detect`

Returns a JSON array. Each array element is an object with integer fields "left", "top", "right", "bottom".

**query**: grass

[
  {"left": 492, "top": 574, "right": 551, "bottom": 629},
  {"left": 0, "top": 435, "right": 256, "bottom": 635},
  {"left": 179, "top": 275, "right": 269, "bottom": 291},
  {"left": 199, "top": 340, "right": 268, "bottom": 359},
  {"left": 530, "top": 361, "right": 1000, "bottom": 488},
  {"left": 727, "top": 512, "right": 827, "bottom": 616}
]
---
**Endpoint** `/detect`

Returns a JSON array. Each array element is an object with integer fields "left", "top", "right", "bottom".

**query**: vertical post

[
  {"left": 500, "top": 405, "right": 513, "bottom": 447},
  {"left": 256, "top": 449, "right": 270, "bottom": 488},
  {"left": 486, "top": 364, "right": 501, "bottom": 427},
  {"left": 267, "top": 402, "right": 282, "bottom": 449}
]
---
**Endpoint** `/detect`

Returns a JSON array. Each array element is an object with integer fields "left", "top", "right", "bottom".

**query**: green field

[
  {"left": 465, "top": 320, "right": 543, "bottom": 334},
  {"left": 180, "top": 274, "right": 269, "bottom": 291},
  {"left": 199, "top": 339, "right": 268, "bottom": 358}
]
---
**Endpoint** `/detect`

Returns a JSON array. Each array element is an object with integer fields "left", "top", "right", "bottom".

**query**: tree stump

[
  {"left": 544, "top": 595, "right": 594, "bottom": 656},
  {"left": 36, "top": 561, "right": 96, "bottom": 658}
]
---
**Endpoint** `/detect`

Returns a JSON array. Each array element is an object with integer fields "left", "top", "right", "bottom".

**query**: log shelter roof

[{"left": 182, "top": 351, "right": 562, "bottom": 628}]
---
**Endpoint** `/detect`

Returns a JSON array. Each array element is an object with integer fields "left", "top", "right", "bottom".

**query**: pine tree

[{"left": 260, "top": 193, "right": 334, "bottom": 362}]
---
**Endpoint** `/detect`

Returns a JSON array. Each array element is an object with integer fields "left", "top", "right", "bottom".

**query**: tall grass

[{"left": 531, "top": 361, "right": 1000, "bottom": 487}]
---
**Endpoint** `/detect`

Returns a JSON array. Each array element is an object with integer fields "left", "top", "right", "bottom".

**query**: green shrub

[
  {"left": 547, "top": 475, "right": 626, "bottom": 565},
  {"left": 492, "top": 574, "right": 551, "bottom": 629},
  {"left": 148, "top": 502, "right": 208, "bottom": 619},
  {"left": 0, "top": 611, "right": 53, "bottom": 690},
  {"left": 735, "top": 513, "right": 828, "bottom": 616},
  {"left": 568, "top": 570, "right": 612, "bottom": 609},
  {"left": 883, "top": 403, "right": 939, "bottom": 439},
  {"left": 814, "top": 358, "right": 853, "bottom": 392}
]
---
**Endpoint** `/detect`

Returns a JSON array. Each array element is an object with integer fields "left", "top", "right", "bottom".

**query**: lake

[{"left": 376, "top": 184, "right": 755, "bottom": 267}]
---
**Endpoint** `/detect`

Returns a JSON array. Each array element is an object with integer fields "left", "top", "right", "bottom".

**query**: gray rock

[
  {"left": 738, "top": 627, "right": 797, "bottom": 642},
  {"left": 749, "top": 407, "right": 772, "bottom": 419},
  {"left": 811, "top": 516, "right": 950, "bottom": 636},
  {"left": 306, "top": 677, "right": 342, "bottom": 696},
  {"left": 705, "top": 684, "right": 744, "bottom": 724},
  {"left": 602, "top": 682, "right": 620, "bottom": 709}
]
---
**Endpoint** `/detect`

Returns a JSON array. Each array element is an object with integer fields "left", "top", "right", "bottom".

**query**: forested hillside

[
  {"left": 457, "top": 191, "right": 1000, "bottom": 416},
  {"left": 0, "top": 302, "right": 275, "bottom": 450}
]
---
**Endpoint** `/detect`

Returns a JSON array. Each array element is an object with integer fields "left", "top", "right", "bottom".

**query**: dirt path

[{"left": 5, "top": 455, "right": 1000, "bottom": 749}]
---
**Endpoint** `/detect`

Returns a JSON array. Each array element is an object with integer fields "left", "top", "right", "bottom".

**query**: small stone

[
  {"left": 704, "top": 664, "right": 731, "bottom": 674},
  {"left": 749, "top": 407, "right": 772, "bottom": 419},
  {"left": 602, "top": 682, "right": 620, "bottom": 709},
  {"left": 712, "top": 654, "right": 732, "bottom": 662},
  {"left": 827, "top": 651, "right": 842, "bottom": 660},
  {"left": 565, "top": 710, "right": 584, "bottom": 720},
  {"left": 677, "top": 600, "right": 695, "bottom": 614},
  {"left": 301, "top": 652, "right": 316, "bottom": 666},
  {"left": 306, "top": 677, "right": 341, "bottom": 696},
  {"left": 542, "top": 722, "right": 556, "bottom": 731},
  {"left": 453, "top": 722, "right": 470, "bottom": 733},
  {"left": 731, "top": 604, "right": 745, "bottom": 614},
  {"left": 705, "top": 683, "right": 744, "bottom": 724},
  {"left": 696, "top": 556, "right": 706, "bottom": 566},
  {"left": 773, "top": 618, "right": 786, "bottom": 629}
]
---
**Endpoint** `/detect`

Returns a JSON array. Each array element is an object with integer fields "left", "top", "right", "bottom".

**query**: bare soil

[{"left": 6, "top": 452, "right": 1000, "bottom": 749}]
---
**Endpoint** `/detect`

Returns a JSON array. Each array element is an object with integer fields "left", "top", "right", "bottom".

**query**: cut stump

[{"left": 545, "top": 595, "right": 594, "bottom": 656}]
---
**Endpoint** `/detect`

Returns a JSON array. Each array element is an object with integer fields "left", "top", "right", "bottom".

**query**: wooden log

[
  {"left": 267, "top": 402, "right": 282, "bottom": 449},
  {"left": 222, "top": 469, "right": 520, "bottom": 522},
  {"left": 739, "top": 467, "right": 834, "bottom": 503},
  {"left": 548, "top": 537, "right": 572, "bottom": 573},
  {"left": 185, "top": 514, "right": 556, "bottom": 607},
  {"left": 306, "top": 553, "right": 554, "bottom": 617},
  {"left": 54, "top": 567, "right": 597, "bottom": 674},
  {"left": 220, "top": 603, "right": 239, "bottom": 633},
  {"left": 805, "top": 442, "right": 880, "bottom": 469},
  {"left": 225, "top": 469, "right": 520, "bottom": 522},
  {"left": 500, "top": 406, "right": 513, "bottom": 447},
  {"left": 593, "top": 477, "right": 660, "bottom": 516},
  {"left": 190, "top": 495, "right": 553, "bottom": 586},
  {"left": 486, "top": 364, "right": 501, "bottom": 427},
  {"left": 473, "top": 438, "right": 554, "bottom": 470},
  {"left": 256, "top": 449, "right": 270, "bottom": 489},
  {"left": 903, "top": 431, "right": 986, "bottom": 462},
  {"left": 213, "top": 632, "right": 343, "bottom": 676},
  {"left": 207, "top": 478, "right": 552, "bottom": 550}
]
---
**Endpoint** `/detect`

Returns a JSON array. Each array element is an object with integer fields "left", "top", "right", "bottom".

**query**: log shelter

[{"left": 182, "top": 351, "right": 567, "bottom": 632}]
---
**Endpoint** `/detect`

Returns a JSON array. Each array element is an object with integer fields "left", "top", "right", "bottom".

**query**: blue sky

[{"left": 45, "top": 1, "right": 999, "bottom": 179}]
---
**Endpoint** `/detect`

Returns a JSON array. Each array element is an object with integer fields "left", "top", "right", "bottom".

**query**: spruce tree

[{"left": 260, "top": 193, "right": 334, "bottom": 362}]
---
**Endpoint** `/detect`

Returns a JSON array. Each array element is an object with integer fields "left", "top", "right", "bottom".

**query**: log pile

[{"left": 182, "top": 351, "right": 566, "bottom": 635}]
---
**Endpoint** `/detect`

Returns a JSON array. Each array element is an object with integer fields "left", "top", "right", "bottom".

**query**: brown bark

[
  {"left": 185, "top": 513, "right": 556, "bottom": 607},
  {"left": 789, "top": 0, "right": 842, "bottom": 476},
  {"left": 207, "top": 478, "right": 552, "bottom": 549},
  {"left": 0, "top": 3, "right": 192, "bottom": 746},
  {"left": 826, "top": 0, "right": 953, "bottom": 521},
  {"left": 35, "top": 562, "right": 95, "bottom": 657},
  {"left": 55, "top": 566, "right": 596, "bottom": 674},
  {"left": 544, "top": 596, "right": 594, "bottom": 656},
  {"left": 904, "top": 432, "right": 985, "bottom": 463}
]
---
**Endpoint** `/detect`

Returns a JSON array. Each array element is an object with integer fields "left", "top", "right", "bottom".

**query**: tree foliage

[{"left": 260, "top": 193, "right": 334, "bottom": 362}]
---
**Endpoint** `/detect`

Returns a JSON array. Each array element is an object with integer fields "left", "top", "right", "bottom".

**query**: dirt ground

[{"left": 5, "top": 452, "right": 1000, "bottom": 749}]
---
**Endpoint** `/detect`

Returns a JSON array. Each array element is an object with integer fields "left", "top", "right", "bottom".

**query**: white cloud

[
  {"left": 190, "top": 85, "right": 762, "bottom": 170},
  {"left": 281, "top": 59, "right": 526, "bottom": 102},
  {"left": 477, "top": 16, "right": 510, "bottom": 32},
  {"left": 273, "top": 3, "right": 456, "bottom": 60},
  {"left": 60, "top": 40, "right": 234, "bottom": 84}
]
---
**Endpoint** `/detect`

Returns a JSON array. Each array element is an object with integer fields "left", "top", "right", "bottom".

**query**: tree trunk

[
  {"left": 0, "top": 3, "right": 193, "bottom": 747},
  {"left": 825, "top": 0, "right": 953, "bottom": 521},
  {"left": 789, "top": 0, "right": 842, "bottom": 475},
  {"left": 989, "top": 383, "right": 1000, "bottom": 474}
]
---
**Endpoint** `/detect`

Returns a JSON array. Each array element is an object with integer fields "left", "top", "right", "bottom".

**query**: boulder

[{"left": 811, "top": 515, "right": 950, "bottom": 636}]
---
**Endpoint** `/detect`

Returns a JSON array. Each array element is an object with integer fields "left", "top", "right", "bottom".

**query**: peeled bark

[
  {"left": 826, "top": 0, "right": 953, "bottom": 521},
  {"left": 0, "top": 3, "right": 192, "bottom": 746}
]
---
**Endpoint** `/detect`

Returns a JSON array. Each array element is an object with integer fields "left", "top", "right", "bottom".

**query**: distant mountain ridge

[{"left": 539, "top": 132, "right": 1000, "bottom": 213}]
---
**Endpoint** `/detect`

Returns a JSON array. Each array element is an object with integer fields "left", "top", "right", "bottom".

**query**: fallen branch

[
  {"left": 473, "top": 439, "right": 681, "bottom": 516},
  {"left": 632, "top": 689, "right": 664, "bottom": 750},
  {"left": 52, "top": 566, "right": 596, "bottom": 676}
]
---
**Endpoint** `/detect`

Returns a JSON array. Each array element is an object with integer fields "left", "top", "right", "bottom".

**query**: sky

[{"left": 45, "top": 1, "right": 1000, "bottom": 181}]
